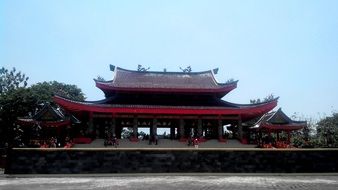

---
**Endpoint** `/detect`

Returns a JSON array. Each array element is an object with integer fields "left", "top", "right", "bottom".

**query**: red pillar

[
  {"left": 130, "top": 117, "right": 138, "bottom": 142},
  {"left": 218, "top": 118, "right": 225, "bottom": 142},
  {"left": 88, "top": 112, "right": 94, "bottom": 137},
  {"left": 179, "top": 118, "right": 185, "bottom": 142},
  {"left": 238, "top": 116, "right": 244, "bottom": 143}
]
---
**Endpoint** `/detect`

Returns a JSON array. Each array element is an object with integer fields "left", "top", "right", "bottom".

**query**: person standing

[{"left": 193, "top": 137, "right": 199, "bottom": 148}]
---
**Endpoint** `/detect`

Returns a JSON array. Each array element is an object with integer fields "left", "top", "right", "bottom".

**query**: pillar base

[
  {"left": 199, "top": 137, "right": 207, "bottom": 142},
  {"left": 179, "top": 137, "right": 187, "bottom": 142},
  {"left": 130, "top": 137, "right": 139, "bottom": 142},
  {"left": 240, "top": 138, "right": 248, "bottom": 144}
]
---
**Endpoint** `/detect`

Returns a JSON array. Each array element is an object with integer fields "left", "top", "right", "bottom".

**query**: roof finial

[
  {"left": 110, "top": 64, "right": 115, "bottom": 71},
  {"left": 213, "top": 68, "right": 219, "bottom": 74}
]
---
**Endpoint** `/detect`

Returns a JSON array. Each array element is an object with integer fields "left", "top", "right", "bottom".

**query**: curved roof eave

[
  {"left": 220, "top": 97, "right": 279, "bottom": 108},
  {"left": 53, "top": 95, "right": 277, "bottom": 119},
  {"left": 94, "top": 79, "right": 238, "bottom": 95}
]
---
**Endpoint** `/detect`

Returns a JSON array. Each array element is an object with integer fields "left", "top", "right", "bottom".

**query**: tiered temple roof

[
  {"left": 54, "top": 95, "right": 278, "bottom": 121},
  {"left": 95, "top": 67, "right": 238, "bottom": 97},
  {"left": 17, "top": 103, "right": 79, "bottom": 127},
  {"left": 54, "top": 65, "right": 278, "bottom": 121}
]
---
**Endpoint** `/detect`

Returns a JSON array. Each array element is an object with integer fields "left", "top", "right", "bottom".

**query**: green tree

[
  {"left": 291, "top": 114, "right": 316, "bottom": 148},
  {"left": 30, "top": 81, "right": 85, "bottom": 103},
  {"left": 0, "top": 67, "right": 29, "bottom": 94},
  {"left": 0, "top": 67, "right": 32, "bottom": 146},
  {"left": 316, "top": 113, "right": 338, "bottom": 147},
  {"left": 1, "top": 67, "right": 86, "bottom": 146}
]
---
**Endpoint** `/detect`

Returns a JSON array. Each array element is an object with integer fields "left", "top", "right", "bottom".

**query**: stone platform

[
  {"left": 73, "top": 139, "right": 257, "bottom": 149},
  {"left": 5, "top": 146, "right": 338, "bottom": 174}
]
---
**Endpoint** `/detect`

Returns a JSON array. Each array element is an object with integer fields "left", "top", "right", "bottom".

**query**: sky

[{"left": 1, "top": 0, "right": 338, "bottom": 121}]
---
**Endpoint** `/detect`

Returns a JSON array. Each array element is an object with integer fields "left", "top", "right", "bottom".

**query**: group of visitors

[
  {"left": 104, "top": 128, "right": 119, "bottom": 147},
  {"left": 63, "top": 136, "right": 74, "bottom": 148},
  {"left": 30, "top": 136, "right": 74, "bottom": 148},
  {"left": 257, "top": 135, "right": 293, "bottom": 148}
]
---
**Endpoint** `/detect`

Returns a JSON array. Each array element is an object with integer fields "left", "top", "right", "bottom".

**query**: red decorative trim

[
  {"left": 129, "top": 137, "right": 139, "bottom": 142},
  {"left": 73, "top": 137, "right": 92, "bottom": 144},
  {"left": 240, "top": 138, "right": 248, "bottom": 144},
  {"left": 53, "top": 96, "right": 277, "bottom": 120},
  {"left": 199, "top": 137, "right": 207, "bottom": 142},
  {"left": 179, "top": 138, "right": 187, "bottom": 142},
  {"left": 261, "top": 124, "right": 304, "bottom": 131}
]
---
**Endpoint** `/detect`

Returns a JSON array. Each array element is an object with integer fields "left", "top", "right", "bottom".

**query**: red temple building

[
  {"left": 52, "top": 65, "right": 295, "bottom": 145},
  {"left": 250, "top": 108, "right": 307, "bottom": 147}
]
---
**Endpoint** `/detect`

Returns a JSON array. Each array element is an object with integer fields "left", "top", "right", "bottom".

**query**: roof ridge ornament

[
  {"left": 137, "top": 64, "right": 150, "bottom": 72},
  {"left": 179, "top": 66, "right": 192, "bottom": 73},
  {"left": 110, "top": 64, "right": 115, "bottom": 71}
]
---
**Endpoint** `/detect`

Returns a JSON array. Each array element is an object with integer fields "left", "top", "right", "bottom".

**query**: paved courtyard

[{"left": 1, "top": 175, "right": 338, "bottom": 190}]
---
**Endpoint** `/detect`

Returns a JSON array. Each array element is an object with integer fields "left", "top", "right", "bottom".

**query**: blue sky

[{"left": 1, "top": 0, "right": 338, "bottom": 120}]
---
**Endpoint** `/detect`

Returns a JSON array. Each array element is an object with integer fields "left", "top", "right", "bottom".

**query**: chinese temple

[
  {"left": 53, "top": 65, "right": 283, "bottom": 144},
  {"left": 16, "top": 103, "right": 81, "bottom": 146},
  {"left": 249, "top": 108, "right": 307, "bottom": 147},
  {"left": 17, "top": 103, "right": 79, "bottom": 128}
]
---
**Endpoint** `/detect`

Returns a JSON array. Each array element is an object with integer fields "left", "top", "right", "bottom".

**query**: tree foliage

[
  {"left": 30, "top": 81, "right": 85, "bottom": 102},
  {"left": 291, "top": 114, "right": 316, "bottom": 148},
  {"left": 315, "top": 113, "right": 338, "bottom": 147},
  {"left": 0, "top": 67, "right": 34, "bottom": 120},
  {"left": 0, "top": 67, "right": 85, "bottom": 146},
  {"left": 0, "top": 68, "right": 32, "bottom": 145},
  {"left": 0, "top": 67, "right": 29, "bottom": 95}
]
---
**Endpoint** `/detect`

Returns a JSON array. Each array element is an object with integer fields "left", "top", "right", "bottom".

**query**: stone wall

[{"left": 5, "top": 148, "right": 338, "bottom": 174}]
